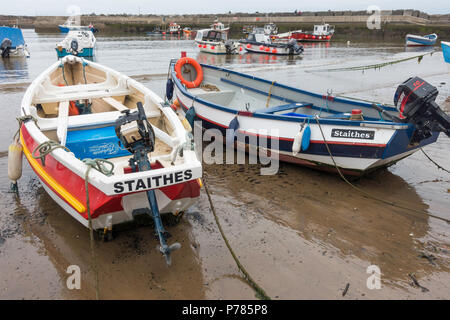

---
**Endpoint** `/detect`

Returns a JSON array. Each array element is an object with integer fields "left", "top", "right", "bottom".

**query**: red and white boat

[
  {"left": 15, "top": 55, "right": 202, "bottom": 262},
  {"left": 275, "top": 23, "right": 334, "bottom": 42}
]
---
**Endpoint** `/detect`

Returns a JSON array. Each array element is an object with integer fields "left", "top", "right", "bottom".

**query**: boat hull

[
  {"left": 171, "top": 63, "right": 440, "bottom": 176},
  {"left": 20, "top": 125, "right": 201, "bottom": 229},
  {"left": 58, "top": 25, "right": 95, "bottom": 33},
  {"left": 405, "top": 34, "right": 437, "bottom": 46},
  {"left": 442, "top": 41, "right": 450, "bottom": 64},
  {"left": 56, "top": 47, "right": 94, "bottom": 58}
]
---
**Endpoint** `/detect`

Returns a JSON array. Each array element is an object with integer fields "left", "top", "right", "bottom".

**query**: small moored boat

[
  {"left": 0, "top": 26, "right": 30, "bottom": 58},
  {"left": 274, "top": 23, "right": 334, "bottom": 42},
  {"left": 170, "top": 57, "right": 450, "bottom": 176},
  {"left": 406, "top": 33, "right": 437, "bottom": 46},
  {"left": 55, "top": 30, "right": 96, "bottom": 58},
  {"left": 240, "top": 29, "right": 303, "bottom": 55},
  {"left": 15, "top": 55, "right": 202, "bottom": 264},
  {"left": 195, "top": 29, "right": 241, "bottom": 54}
]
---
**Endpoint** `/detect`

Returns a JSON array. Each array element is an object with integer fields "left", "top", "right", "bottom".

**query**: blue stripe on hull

[
  {"left": 56, "top": 48, "right": 94, "bottom": 58},
  {"left": 180, "top": 102, "right": 386, "bottom": 160}
]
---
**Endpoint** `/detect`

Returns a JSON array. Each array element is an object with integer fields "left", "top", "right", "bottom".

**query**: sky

[{"left": 2, "top": 0, "right": 449, "bottom": 16}]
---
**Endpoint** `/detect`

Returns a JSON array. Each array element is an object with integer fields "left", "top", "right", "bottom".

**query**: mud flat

[{"left": 0, "top": 31, "right": 448, "bottom": 300}]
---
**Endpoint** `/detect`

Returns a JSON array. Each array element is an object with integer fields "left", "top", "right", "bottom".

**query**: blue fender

[
  {"left": 185, "top": 106, "right": 196, "bottom": 129},
  {"left": 166, "top": 78, "right": 174, "bottom": 101},
  {"left": 301, "top": 125, "right": 311, "bottom": 151},
  {"left": 226, "top": 116, "right": 239, "bottom": 145}
]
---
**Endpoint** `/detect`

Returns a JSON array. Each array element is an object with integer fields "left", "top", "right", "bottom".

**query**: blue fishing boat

[
  {"left": 405, "top": 33, "right": 437, "bottom": 46},
  {"left": 169, "top": 56, "right": 450, "bottom": 176},
  {"left": 58, "top": 16, "right": 96, "bottom": 33},
  {"left": 55, "top": 30, "right": 96, "bottom": 58},
  {"left": 441, "top": 41, "right": 450, "bottom": 64},
  {"left": 0, "top": 26, "right": 30, "bottom": 58}
]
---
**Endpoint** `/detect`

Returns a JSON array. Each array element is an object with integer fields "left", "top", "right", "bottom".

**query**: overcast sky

[{"left": 3, "top": 0, "right": 449, "bottom": 16}]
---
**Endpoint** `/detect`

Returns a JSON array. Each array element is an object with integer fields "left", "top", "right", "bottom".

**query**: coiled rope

[
  {"left": 32, "top": 140, "right": 69, "bottom": 166},
  {"left": 82, "top": 158, "right": 115, "bottom": 300},
  {"left": 203, "top": 177, "right": 271, "bottom": 300},
  {"left": 313, "top": 116, "right": 450, "bottom": 224}
]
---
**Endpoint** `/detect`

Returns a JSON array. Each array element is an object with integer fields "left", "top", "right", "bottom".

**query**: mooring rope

[
  {"left": 313, "top": 116, "right": 450, "bottom": 224},
  {"left": 308, "top": 51, "right": 434, "bottom": 73},
  {"left": 203, "top": 178, "right": 271, "bottom": 300},
  {"left": 82, "top": 158, "right": 115, "bottom": 300},
  {"left": 32, "top": 140, "right": 69, "bottom": 166},
  {"left": 420, "top": 148, "right": 450, "bottom": 174}
]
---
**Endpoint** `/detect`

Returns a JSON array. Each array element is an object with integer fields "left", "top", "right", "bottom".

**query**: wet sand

[{"left": 0, "top": 31, "right": 449, "bottom": 299}]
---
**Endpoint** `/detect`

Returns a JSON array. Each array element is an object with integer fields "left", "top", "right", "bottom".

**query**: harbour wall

[{"left": 2, "top": 10, "right": 450, "bottom": 40}]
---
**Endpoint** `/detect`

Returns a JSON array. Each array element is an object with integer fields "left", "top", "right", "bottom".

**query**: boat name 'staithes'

[
  {"left": 331, "top": 129, "right": 375, "bottom": 140},
  {"left": 113, "top": 170, "right": 193, "bottom": 193}
]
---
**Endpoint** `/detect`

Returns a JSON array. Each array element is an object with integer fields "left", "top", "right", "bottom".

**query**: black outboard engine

[
  {"left": 70, "top": 39, "right": 79, "bottom": 54},
  {"left": 225, "top": 40, "right": 235, "bottom": 54},
  {"left": 394, "top": 76, "right": 450, "bottom": 143},
  {"left": 1, "top": 38, "right": 12, "bottom": 58},
  {"left": 287, "top": 38, "right": 303, "bottom": 55}
]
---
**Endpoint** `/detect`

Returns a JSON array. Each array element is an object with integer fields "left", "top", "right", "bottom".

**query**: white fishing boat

[
  {"left": 11, "top": 55, "right": 202, "bottom": 264},
  {"left": 405, "top": 33, "right": 437, "bottom": 46},
  {"left": 240, "top": 29, "right": 304, "bottom": 55},
  {"left": 210, "top": 19, "right": 229, "bottom": 33},
  {"left": 169, "top": 56, "right": 450, "bottom": 176},
  {"left": 56, "top": 30, "right": 96, "bottom": 58},
  {"left": 0, "top": 26, "right": 30, "bottom": 58},
  {"left": 195, "top": 28, "right": 241, "bottom": 54},
  {"left": 167, "top": 23, "right": 181, "bottom": 35}
]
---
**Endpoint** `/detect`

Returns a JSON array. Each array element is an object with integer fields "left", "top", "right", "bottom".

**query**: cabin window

[{"left": 248, "top": 34, "right": 256, "bottom": 42}]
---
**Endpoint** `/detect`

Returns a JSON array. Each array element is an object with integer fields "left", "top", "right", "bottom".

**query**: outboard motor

[
  {"left": 70, "top": 39, "right": 79, "bottom": 54},
  {"left": 225, "top": 40, "right": 236, "bottom": 54},
  {"left": 287, "top": 38, "right": 304, "bottom": 55},
  {"left": 1, "top": 38, "right": 12, "bottom": 58},
  {"left": 115, "top": 102, "right": 181, "bottom": 265},
  {"left": 394, "top": 76, "right": 450, "bottom": 143}
]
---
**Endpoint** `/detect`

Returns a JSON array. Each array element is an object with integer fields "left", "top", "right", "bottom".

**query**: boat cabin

[
  {"left": 313, "top": 23, "right": 335, "bottom": 36},
  {"left": 195, "top": 29, "right": 227, "bottom": 43}
]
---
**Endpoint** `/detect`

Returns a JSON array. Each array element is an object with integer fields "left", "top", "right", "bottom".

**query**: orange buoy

[{"left": 174, "top": 57, "right": 203, "bottom": 89}]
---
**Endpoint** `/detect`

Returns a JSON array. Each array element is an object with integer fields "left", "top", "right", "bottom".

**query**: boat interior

[
  {"left": 28, "top": 58, "right": 183, "bottom": 174},
  {"left": 177, "top": 63, "right": 398, "bottom": 122}
]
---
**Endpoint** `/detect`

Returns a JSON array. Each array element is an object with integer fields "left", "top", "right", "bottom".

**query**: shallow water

[{"left": 0, "top": 30, "right": 449, "bottom": 299}]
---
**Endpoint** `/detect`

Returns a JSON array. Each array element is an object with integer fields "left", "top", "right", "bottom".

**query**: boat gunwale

[
  {"left": 170, "top": 61, "right": 408, "bottom": 129},
  {"left": 21, "top": 56, "right": 202, "bottom": 196}
]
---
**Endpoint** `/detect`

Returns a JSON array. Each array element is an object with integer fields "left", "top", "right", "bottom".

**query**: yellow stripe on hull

[{"left": 20, "top": 129, "right": 86, "bottom": 214}]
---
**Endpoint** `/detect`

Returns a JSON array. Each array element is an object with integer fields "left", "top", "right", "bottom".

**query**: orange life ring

[{"left": 174, "top": 57, "right": 203, "bottom": 89}]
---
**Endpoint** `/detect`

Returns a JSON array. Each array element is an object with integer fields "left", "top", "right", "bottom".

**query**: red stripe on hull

[{"left": 21, "top": 125, "right": 200, "bottom": 220}]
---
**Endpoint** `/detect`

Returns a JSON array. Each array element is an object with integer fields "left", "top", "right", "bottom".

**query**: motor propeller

[{"left": 115, "top": 102, "right": 181, "bottom": 265}]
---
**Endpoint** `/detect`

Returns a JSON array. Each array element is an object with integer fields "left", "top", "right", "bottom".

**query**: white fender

[
  {"left": 8, "top": 139, "right": 23, "bottom": 183},
  {"left": 292, "top": 128, "right": 304, "bottom": 156}
]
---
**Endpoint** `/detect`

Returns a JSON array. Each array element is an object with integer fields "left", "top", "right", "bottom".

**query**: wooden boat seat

[
  {"left": 189, "top": 87, "right": 236, "bottom": 105},
  {"left": 102, "top": 97, "right": 129, "bottom": 112},
  {"left": 255, "top": 102, "right": 313, "bottom": 114}
]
